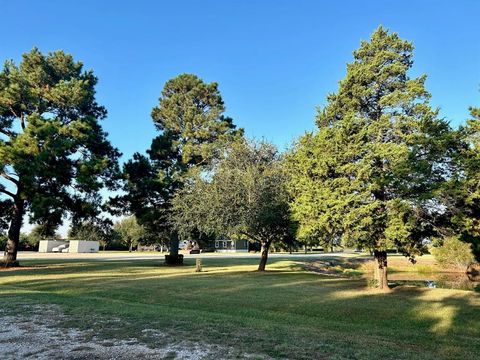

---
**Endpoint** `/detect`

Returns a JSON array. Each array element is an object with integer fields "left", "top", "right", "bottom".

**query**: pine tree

[
  {"left": 0, "top": 49, "right": 120, "bottom": 265},
  {"left": 113, "top": 74, "right": 242, "bottom": 264},
  {"left": 287, "top": 27, "right": 453, "bottom": 289},
  {"left": 449, "top": 103, "right": 480, "bottom": 261}
]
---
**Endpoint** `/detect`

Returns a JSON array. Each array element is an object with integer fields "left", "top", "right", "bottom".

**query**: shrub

[
  {"left": 0, "top": 234, "right": 6, "bottom": 251},
  {"left": 430, "top": 237, "right": 475, "bottom": 271}
]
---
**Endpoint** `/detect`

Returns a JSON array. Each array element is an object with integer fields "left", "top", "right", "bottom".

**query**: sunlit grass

[{"left": 1, "top": 257, "right": 479, "bottom": 359}]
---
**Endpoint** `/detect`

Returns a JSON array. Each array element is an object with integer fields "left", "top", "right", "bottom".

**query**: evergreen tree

[
  {"left": 113, "top": 74, "right": 242, "bottom": 264},
  {"left": 0, "top": 49, "right": 120, "bottom": 265},
  {"left": 287, "top": 27, "right": 453, "bottom": 289},
  {"left": 448, "top": 103, "right": 480, "bottom": 261}
]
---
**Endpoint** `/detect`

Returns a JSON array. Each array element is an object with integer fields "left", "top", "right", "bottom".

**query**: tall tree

[
  {"left": 172, "top": 139, "right": 292, "bottom": 271},
  {"left": 286, "top": 27, "right": 453, "bottom": 289},
  {"left": 0, "top": 49, "right": 120, "bottom": 265},
  {"left": 113, "top": 74, "right": 242, "bottom": 264},
  {"left": 447, "top": 102, "right": 480, "bottom": 261}
]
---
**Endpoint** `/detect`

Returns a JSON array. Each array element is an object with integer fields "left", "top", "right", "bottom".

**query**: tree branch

[
  {"left": 8, "top": 105, "right": 19, "bottom": 119},
  {"left": 20, "top": 112, "right": 26, "bottom": 130},
  {"left": 0, "top": 172, "right": 19, "bottom": 186},
  {"left": 0, "top": 187, "right": 15, "bottom": 199},
  {"left": 0, "top": 128, "right": 15, "bottom": 138},
  {"left": 7, "top": 105, "right": 25, "bottom": 130},
  {"left": 239, "top": 231, "right": 260, "bottom": 243}
]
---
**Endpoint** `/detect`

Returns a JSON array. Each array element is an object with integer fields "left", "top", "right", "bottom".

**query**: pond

[{"left": 383, "top": 272, "right": 480, "bottom": 292}]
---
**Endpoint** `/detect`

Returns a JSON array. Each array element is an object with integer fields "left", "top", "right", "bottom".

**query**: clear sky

[{"left": 1, "top": 0, "right": 479, "bottom": 162}]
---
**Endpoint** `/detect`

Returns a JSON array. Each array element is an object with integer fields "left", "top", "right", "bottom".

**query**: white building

[
  {"left": 38, "top": 240, "right": 68, "bottom": 253},
  {"left": 38, "top": 240, "right": 99, "bottom": 253},
  {"left": 68, "top": 240, "right": 99, "bottom": 253}
]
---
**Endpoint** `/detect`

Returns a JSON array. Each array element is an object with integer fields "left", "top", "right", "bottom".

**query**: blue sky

[{"left": 1, "top": 0, "right": 479, "bottom": 162}]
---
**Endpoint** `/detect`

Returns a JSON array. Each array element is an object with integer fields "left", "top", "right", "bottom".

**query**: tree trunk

[
  {"left": 3, "top": 198, "right": 25, "bottom": 266},
  {"left": 258, "top": 240, "right": 272, "bottom": 271},
  {"left": 129, "top": 242, "right": 133, "bottom": 252},
  {"left": 169, "top": 232, "right": 179, "bottom": 258},
  {"left": 164, "top": 232, "right": 183, "bottom": 265},
  {"left": 374, "top": 250, "right": 388, "bottom": 290}
]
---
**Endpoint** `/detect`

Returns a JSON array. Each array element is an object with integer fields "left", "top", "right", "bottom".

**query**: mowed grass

[{"left": 0, "top": 256, "right": 479, "bottom": 359}]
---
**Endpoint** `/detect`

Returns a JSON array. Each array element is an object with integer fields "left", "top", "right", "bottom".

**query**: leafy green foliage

[
  {"left": 447, "top": 104, "right": 480, "bottom": 261},
  {"left": 19, "top": 231, "right": 41, "bottom": 251},
  {"left": 0, "top": 199, "right": 12, "bottom": 231},
  {"left": 113, "top": 74, "right": 242, "bottom": 250},
  {"left": 113, "top": 216, "right": 146, "bottom": 251},
  {"left": 286, "top": 27, "right": 453, "bottom": 261},
  {"left": 29, "top": 223, "right": 60, "bottom": 240},
  {"left": 69, "top": 219, "right": 114, "bottom": 249},
  {"left": 431, "top": 237, "right": 475, "bottom": 270},
  {"left": 0, "top": 48, "right": 120, "bottom": 260},
  {"left": 172, "top": 139, "right": 292, "bottom": 269}
]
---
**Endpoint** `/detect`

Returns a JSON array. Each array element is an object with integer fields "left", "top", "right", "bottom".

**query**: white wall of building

[
  {"left": 38, "top": 240, "right": 68, "bottom": 253},
  {"left": 69, "top": 240, "right": 99, "bottom": 253}
]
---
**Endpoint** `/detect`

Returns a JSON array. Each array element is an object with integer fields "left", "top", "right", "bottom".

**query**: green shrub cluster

[{"left": 430, "top": 237, "right": 475, "bottom": 270}]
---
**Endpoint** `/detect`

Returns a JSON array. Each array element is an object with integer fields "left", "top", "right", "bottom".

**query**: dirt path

[{"left": 0, "top": 306, "right": 268, "bottom": 359}]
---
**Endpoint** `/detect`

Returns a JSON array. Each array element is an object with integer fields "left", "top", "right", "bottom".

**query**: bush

[
  {"left": 431, "top": 237, "right": 475, "bottom": 271},
  {"left": 19, "top": 233, "right": 40, "bottom": 251},
  {"left": 0, "top": 234, "right": 7, "bottom": 251}
]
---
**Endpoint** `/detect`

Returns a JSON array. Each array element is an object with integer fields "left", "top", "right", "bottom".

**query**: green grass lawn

[{"left": 1, "top": 256, "right": 479, "bottom": 359}]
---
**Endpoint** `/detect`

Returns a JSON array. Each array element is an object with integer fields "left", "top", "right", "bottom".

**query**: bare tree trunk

[
  {"left": 129, "top": 242, "right": 133, "bottom": 252},
  {"left": 258, "top": 240, "right": 272, "bottom": 271},
  {"left": 165, "top": 232, "right": 183, "bottom": 265},
  {"left": 374, "top": 250, "right": 388, "bottom": 290},
  {"left": 169, "top": 232, "right": 179, "bottom": 258},
  {"left": 3, "top": 198, "right": 24, "bottom": 266}
]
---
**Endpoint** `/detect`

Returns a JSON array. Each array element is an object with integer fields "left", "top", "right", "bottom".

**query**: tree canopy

[
  {"left": 446, "top": 103, "right": 480, "bottom": 261},
  {"left": 0, "top": 48, "right": 120, "bottom": 264},
  {"left": 113, "top": 73, "right": 243, "bottom": 263},
  {"left": 286, "top": 27, "right": 455, "bottom": 288},
  {"left": 113, "top": 216, "right": 145, "bottom": 252},
  {"left": 172, "top": 139, "right": 292, "bottom": 270}
]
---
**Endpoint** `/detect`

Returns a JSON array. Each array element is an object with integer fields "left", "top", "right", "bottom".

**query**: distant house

[{"left": 214, "top": 239, "right": 249, "bottom": 252}]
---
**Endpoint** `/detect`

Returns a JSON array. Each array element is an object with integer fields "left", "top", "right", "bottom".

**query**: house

[{"left": 214, "top": 239, "right": 249, "bottom": 252}]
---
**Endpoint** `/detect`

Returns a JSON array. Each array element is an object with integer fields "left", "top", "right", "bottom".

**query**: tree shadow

[{"left": 0, "top": 257, "right": 479, "bottom": 359}]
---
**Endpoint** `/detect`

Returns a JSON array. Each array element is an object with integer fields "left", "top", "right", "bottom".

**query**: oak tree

[{"left": 172, "top": 139, "right": 292, "bottom": 271}]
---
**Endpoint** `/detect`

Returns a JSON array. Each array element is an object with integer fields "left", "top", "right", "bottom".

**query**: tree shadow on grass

[{"left": 1, "top": 257, "right": 479, "bottom": 359}]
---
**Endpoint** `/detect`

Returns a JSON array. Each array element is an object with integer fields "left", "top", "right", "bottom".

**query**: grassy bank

[{"left": 1, "top": 256, "right": 479, "bottom": 359}]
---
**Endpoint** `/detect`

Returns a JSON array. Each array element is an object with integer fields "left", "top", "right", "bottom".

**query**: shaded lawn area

[{"left": 0, "top": 257, "right": 479, "bottom": 359}]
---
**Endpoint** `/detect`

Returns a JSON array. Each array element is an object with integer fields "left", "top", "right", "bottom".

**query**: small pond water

[{"left": 371, "top": 272, "right": 480, "bottom": 292}]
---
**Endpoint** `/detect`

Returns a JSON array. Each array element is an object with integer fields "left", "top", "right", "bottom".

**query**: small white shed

[
  {"left": 69, "top": 240, "right": 99, "bottom": 253},
  {"left": 38, "top": 240, "right": 68, "bottom": 253}
]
